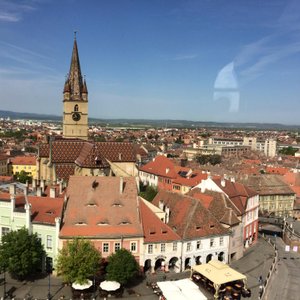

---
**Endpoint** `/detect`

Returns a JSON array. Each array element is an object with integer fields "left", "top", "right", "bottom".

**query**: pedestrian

[{"left": 258, "top": 275, "right": 263, "bottom": 285}]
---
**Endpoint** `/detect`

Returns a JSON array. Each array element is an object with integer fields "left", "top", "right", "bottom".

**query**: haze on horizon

[{"left": 0, "top": 0, "right": 300, "bottom": 125}]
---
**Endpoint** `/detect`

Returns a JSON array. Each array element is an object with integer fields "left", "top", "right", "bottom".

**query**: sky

[{"left": 0, "top": 0, "right": 300, "bottom": 125}]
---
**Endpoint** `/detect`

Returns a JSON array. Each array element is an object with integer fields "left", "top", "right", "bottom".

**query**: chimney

[
  {"left": 165, "top": 206, "right": 170, "bottom": 223},
  {"left": 10, "top": 183, "right": 16, "bottom": 217},
  {"left": 120, "top": 177, "right": 124, "bottom": 194},
  {"left": 59, "top": 181, "right": 63, "bottom": 194},
  {"left": 159, "top": 200, "right": 164, "bottom": 211},
  {"left": 50, "top": 187, "right": 56, "bottom": 198},
  {"left": 9, "top": 183, "right": 16, "bottom": 197},
  {"left": 166, "top": 168, "right": 169, "bottom": 174},
  {"left": 40, "top": 179, "right": 45, "bottom": 192},
  {"left": 55, "top": 217, "right": 61, "bottom": 255},
  {"left": 118, "top": 153, "right": 122, "bottom": 160},
  {"left": 25, "top": 203, "right": 32, "bottom": 234},
  {"left": 221, "top": 178, "right": 226, "bottom": 187},
  {"left": 37, "top": 187, "right": 42, "bottom": 197},
  {"left": 230, "top": 177, "right": 235, "bottom": 183},
  {"left": 32, "top": 179, "right": 36, "bottom": 191}
]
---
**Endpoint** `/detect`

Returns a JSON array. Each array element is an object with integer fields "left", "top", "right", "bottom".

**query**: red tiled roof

[
  {"left": 10, "top": 156, "right": 36, "bottom": 165},
  {"left": 39, "top": 139, "right": 136, "bottom": 165},
  {"left": 188, "top": 189, "right": 240, "bottom": 226},
  {"left": 0, "top": 192, "right": 25, "bottom": 206},
  {"left": 283, "top": 172, "right": 300, "bottom": 186},
  {"left": 243, "top": 159, "right": 261, "bottom": 165},
  {"left": 28, "top": 196, "right": 64, "bottom": 225},
  {"left": 152, "top": 190, "right": 228, "bottom": 239},
  {"left": 172, "top": 172, "right": 207, "bottom": 187},
  {"left": 0, "top": 176, "right": 13, "bottom": 183},
  {"left": 139, "top": 199, "right": 180, "bottom": 243},
  {"left": 188, "top": 191, "right": 213, "bottom": 209},
  {"left": 266, "top": 166, "right": 288, "bottom": 175},
  {"left": 60, "top": 176, "right": 143, "bottom": 238},
  {"left": 95, "top": 142, "right": 136, "bottom": 162},
  {"left": 139, "top": 155, "right": 177, "bottom": 179},
  {"left": 55, "top": 164, "right": 76, "bottom": 181},
  {"left": 213, "top": 178, "right": 257, "bottom": 214}
]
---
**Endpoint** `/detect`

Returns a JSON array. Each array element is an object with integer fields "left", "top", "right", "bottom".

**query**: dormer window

[
  {"left": 46, "top": 210, "right": 54, "bottom": 215},
  {"left": 196, "top": 225, "right": 202, "bottom": 231},
  {"left": 161, "top": 229, "right": 167, "bottom": 234},
  {"left": 149, "top": 228, "right": 156, "bottom": 234},
  {"left": 112, "top": 202, "right": 123, "bottom": 207},
  {"left": 119, "top": 220, "right": 131, "bottom": 225},
  {"left": 76, "top": 221, "right": 86, "bottom": 225},
  {"left": 210, "top": 224, "right": 215, "bottom": 229},
  {"left": 97, "top": 221, "right": 109, "bottom": 226},
  {"left": 87, "top": 202, "right": 97, "bottom": 207}
]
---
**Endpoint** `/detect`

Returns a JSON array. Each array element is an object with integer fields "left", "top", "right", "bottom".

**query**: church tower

[{"left": 62, "top": 36, "right": 88, "bottom": 140}]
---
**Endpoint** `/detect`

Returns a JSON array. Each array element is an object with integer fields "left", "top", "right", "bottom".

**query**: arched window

[{"left": 74, "top": 104, "right": 79, "bottom": 112}]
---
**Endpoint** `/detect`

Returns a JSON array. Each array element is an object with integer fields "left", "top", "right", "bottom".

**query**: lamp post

[
  {"left": 93, "top": 274, "right": 96, "bottom": 300},
  {"left": 46, "top": 257, "right": 52, "bottom": 300},
  {"left": 47, "top": 271, "right": 51, "bottom": 300},
  {"left": 3, "top": 267, "right": 6, "bottom": 300}
]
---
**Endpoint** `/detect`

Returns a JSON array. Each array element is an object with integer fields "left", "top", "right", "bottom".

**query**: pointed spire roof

[{"left": 64, "top": 35, "right": 87, "bottom": 101}]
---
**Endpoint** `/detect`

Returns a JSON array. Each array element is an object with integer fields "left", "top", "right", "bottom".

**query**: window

[
  {"left": 114, "top": 242, "right": 121, "bottom": 252},
  {"left": 103, "top": 243, "right": 109, "bottom": 253},
  {"left": 186, "top": 242, "right": 191, "bottom": 252},
  {"left": 148, "top": 244, "right": 153, "bottom": 254},
  {"left": 210, "top": 238, "right": 214, "bottom": 248},
  {"left": 173, "top": 242, "right": 177, "bottom": 251},
  {"left": 220, "top": 237, "right": 224, "bottom": 246},
  {"left": 46, "top": 235, "right": 52, "bottom": 249},
  {"left": 130, "top": 242, "right": 137, "bottom": 253},
  {"left": 1, "top": 227, "right": 10, "bottom": 236},
  {"left": 161, "top": 243, "right": 166, "bottom": 252},
  {"left": 74, "top": 104, "right": 79, "bottom": 112},
  {"left": 37, "top": 234, "right": 42, "bottom": 242},
  {"left": 196, "top": 240, "right": 201, "bottom": 250}
]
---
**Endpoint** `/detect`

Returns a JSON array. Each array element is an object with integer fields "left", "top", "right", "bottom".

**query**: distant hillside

[
  {"left": 0, "top": 109, "right": 299, "bottom": 130},
  {"left": 0, "top": 110, "right": 61, "bottom": 121}
]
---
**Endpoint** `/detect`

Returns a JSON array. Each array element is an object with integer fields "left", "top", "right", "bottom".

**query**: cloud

[
  {"left": 0, "top": 12, "right": 20, "bottom": 22},
  {"left": 0, "top": 0, "right": 38, "bottom": 23},
  {"left": 233, "top": 1, "right": 300, "bottom": 84},
  {"left": 0, "top": 41, "right": 59, "bottom": 80}
]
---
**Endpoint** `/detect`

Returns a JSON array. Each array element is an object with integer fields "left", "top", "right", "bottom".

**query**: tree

[
  {"left": 106, "top": 248, "right": 139, "bottom": 285},
  {"left": 279, "top": 146, "right": 298, "bottom": 156},
  {"left": 16, "top": 170, "right": 32, "bottom": 184},
  {"left": 196, "top": 155, "right": 209, "bottom": 165},
  {"left": 0, "top": 228, "right": 45, "bottom": 280},
  {"left": 139, "top": 185, "right": 158, "bottom": 202},
  {"left": 210, "top": 154, "right": 222, "bottom": 165},
  {"left": 56, "top": 238, "right": 101, "bottom": 284}
]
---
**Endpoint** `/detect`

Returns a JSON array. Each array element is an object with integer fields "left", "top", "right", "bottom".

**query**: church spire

[{"left": 65, "top": 34, "right": 85, "bottom": 101}]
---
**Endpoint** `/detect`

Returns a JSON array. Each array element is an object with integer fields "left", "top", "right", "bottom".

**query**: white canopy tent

[
  {"left": 72, "top": 279, "right": 93, "bottom": 290},
  {"left": 157, "top": 278, "right": 207, "bottom": 300},
  {"left": 191, "top": 260, "right": 247, "bottom": 299}
]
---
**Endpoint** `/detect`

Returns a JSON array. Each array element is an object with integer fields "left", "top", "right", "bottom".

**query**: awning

[
  {"left": 191, "top": 260, "right": 246, "bottom": 285},
  {"left": 72, "top": 279, "right": 93, "bottom": 290},
  {"left": 157, "top": 279, "right": 207, "bottom": 300}
]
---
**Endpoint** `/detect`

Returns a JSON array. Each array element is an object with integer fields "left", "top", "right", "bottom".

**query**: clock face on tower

[{"left": 72, "top": 112, "right": 81, "bottom": 121}]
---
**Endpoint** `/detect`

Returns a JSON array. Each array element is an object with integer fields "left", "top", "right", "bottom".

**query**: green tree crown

[
  {"left": 56, "top": 238, "right": 101, "bottom": 284},
  {"left": 106, "top": 248, "right": 139, "bottom": 285},
  {"left": 0, "top": 228, "right": 45, "bottom": 280}
]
